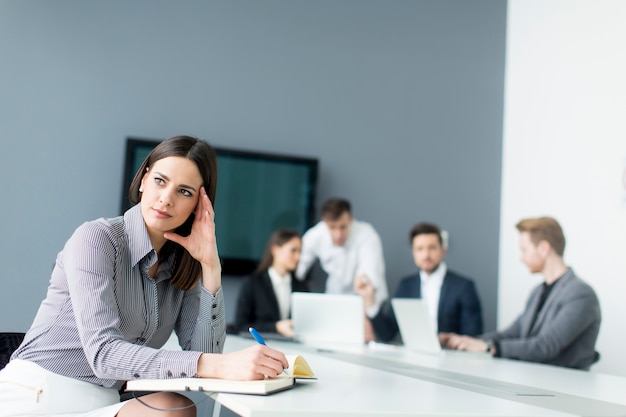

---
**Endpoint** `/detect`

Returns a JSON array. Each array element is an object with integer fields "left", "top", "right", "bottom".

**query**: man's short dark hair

[
  {"left": 321, "top": 198, "right": 351, "bottom": 221},
  {"left": 409, "top": 222, "right": 443, "bottom": 246}
]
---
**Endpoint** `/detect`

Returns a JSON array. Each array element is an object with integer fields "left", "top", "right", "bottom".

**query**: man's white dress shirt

[
  {"left": 296, "top": 219, "right": 388, "bottom": 306},
  {"left": 420, "top": 262, "right": 446, "bottom": 333}
]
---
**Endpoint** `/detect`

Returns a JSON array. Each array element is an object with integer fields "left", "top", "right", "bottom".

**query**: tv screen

[{"left": 121, "top": 137, "right": 319, "bottom": 276}]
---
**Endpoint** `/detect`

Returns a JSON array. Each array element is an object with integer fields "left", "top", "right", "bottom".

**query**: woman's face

[
  {"left": 139, "top": 156, "right": 203, "bottom": 249},
  {"left": 271, "top": 237, "right": 302, "bottom": 272}
]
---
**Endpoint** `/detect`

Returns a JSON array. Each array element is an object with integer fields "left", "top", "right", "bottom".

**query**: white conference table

[
  {"left": 355, "top": 341, "right": 626, "bottom": 405},
  {"left": 305, "top": 340, "right": 626, "bottom": 417},
  {"left": 202, "top": 335, "right": 626, "bottom": 417}
]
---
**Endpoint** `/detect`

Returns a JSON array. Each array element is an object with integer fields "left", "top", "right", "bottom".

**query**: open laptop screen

[
  {"left": 391, "top": 298, "right": 442, "bottom": 354},
  {"left": 291, "top": 293, "right": 365, "bottom": 345}
]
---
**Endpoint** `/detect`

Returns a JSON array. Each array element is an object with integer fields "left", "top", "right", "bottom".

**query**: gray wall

[{"left": 0, "top": 0, "right": 506, "bottom": 334}]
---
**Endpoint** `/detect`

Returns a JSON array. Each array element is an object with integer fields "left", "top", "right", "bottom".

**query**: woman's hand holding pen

[
  {"left": 164, "top": 187, "right": 221, "bottom": 293},
  {"left": 197, "top": 345, "right": 289, "bottom": 380}
]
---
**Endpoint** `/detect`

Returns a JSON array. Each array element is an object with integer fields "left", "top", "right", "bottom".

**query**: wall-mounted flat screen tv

[{"left": 121, "top": 137, "right": 319, "bottom": 276}]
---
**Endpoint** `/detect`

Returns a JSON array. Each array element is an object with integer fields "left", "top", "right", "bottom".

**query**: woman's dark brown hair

[
  {"left": 128, "top": 135, "right": 218, "bottom": 290},
  {"left": 255, "top": 229, "right": 301, "bottom": 274}
]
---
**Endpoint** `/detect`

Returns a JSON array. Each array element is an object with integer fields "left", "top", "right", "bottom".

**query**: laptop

[
  {"left": 391, "top": 298, "right": 443, "bottom": 354},
  {"left": 291, "top": 292, "right": 365, "bottom": 346},
  {"left": 391, "top": 298, "right": 490, "bottom": 358}
]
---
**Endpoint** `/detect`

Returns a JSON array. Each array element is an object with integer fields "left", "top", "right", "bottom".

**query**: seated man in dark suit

[
  {"left": 441, "top": 217, "right": 601, "bottom": 370},
  {"left": 355, "top": 222, "right": 483, "bottom": 343}
]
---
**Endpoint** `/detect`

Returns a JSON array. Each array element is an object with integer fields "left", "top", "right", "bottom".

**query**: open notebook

[
  {"left": 391, "top": 298, "right": 490, "bottom": 358},
  {"left": 291, "top": 292, "right": 365, "bottom": 346},
  {"left": 126, "top": 354, "right": 315, "bottom": 395}
]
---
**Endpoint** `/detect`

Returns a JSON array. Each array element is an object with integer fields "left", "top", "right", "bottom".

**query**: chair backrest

[
  {"left": 593, "top": 351, "right": 601, "bottom": 364},
  {"left": 0, "top": 332, "right": 26, "bottom": 369}
]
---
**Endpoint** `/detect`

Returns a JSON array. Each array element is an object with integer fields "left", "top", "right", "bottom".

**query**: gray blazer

[{"left": 482, "top": 268, "right": 601, "bottom": 370}]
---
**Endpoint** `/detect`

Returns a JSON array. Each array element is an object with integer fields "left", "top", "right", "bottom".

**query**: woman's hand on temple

[
  {"left": 165, "top": 188, "right": 219, "bottom": 267},
  {"left": 164, "top": 188, "right": 222, "bottom": 292}
]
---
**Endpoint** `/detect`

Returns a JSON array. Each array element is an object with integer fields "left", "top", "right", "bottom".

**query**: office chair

[
  {"left": 593, "top": 351, "right": 601, "bottom": 365},
  {"left": 0, "top": 332, "right": 25, "bottom": 369}
]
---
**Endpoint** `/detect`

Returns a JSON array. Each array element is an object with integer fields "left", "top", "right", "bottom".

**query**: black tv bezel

[{"left": 120, "top": 137, "right": 319, "bottom": 276}]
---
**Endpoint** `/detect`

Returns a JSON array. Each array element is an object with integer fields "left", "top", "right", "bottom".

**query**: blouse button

[
  {"left": 133, "top": 373, "right": 140, "bottom": 378},
  {"left": 180, "top": 372, "right": 187, "bottom": 377},
  {"left": 212, "top": 315, "right": 217, "bottom": 320},
  {"left": 167, "top": 371, "right": 173, "bottom": 377}
]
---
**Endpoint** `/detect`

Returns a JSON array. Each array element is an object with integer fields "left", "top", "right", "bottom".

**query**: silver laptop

[
  {"left": 291, "top": 292, "right": 365, "bottom": 346},
  {"left": 391, "top": 298, "right": 490, "bottom": 358},
  {"left": 391, "top": 298, "right": 443, "bottom": 354}
]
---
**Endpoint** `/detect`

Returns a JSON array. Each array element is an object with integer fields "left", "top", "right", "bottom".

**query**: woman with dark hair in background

[
  {"left": 0, "top": 135, "right": 288, "bottom": 417},
  {"left": 235, "top": 229, "right": 309, "bottom": 337}
]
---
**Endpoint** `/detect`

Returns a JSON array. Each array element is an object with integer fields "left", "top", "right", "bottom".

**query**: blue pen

[
  {"left": 249, "top": 327, "right": 288, "bottom": 375},
  {"left": 248, "top": 327, "right": 267, "bottom": 345}
]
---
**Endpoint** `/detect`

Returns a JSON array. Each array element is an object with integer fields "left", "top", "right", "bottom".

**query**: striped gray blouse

[{"left": 12, "top": 205, "right": 226, "bottom": 389}]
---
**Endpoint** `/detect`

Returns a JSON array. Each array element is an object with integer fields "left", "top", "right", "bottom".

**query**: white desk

[
  {"left": 207, "top": 336, "right": 623, "bottom": 417},
  {"left": 311, "top": 341, "right": 626, "bottom": 417},
  {"left": 214, "top": 342, "right": 569, "bottom": 417},
  {"left": 161, "top": 334, "right": 626, "bottom": 417},
  {"left": 359, "top": 341, "right": 626, "bottom": 405}
]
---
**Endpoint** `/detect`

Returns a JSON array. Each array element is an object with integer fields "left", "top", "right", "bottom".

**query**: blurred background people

[
  {"left": 355, "top": 222, "right": 482, "bottom": 343},
  {"left": 296, "top": 198, "right": 388, "bottom": 341},
  {"left": 441, "top": 217, "right": 601, "bottom": 370},
  {"left": 235, "top": 229, "right": 309, "bottom": 338}
]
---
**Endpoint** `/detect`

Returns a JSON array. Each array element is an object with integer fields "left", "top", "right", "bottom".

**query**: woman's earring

[{"left": 139, "top": 187, "right": 143, "bottom": 193}]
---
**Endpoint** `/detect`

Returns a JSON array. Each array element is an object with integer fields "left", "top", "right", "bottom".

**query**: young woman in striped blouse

[{"left": 0, "top": 136, "right": 288, "bottom": 417}]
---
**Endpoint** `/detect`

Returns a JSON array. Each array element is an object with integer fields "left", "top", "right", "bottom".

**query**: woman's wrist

[
  {"left": 197, "top": 353, "right": 220, "bottom": 378},
  {"left": 201, "top": 264, "right": 222, "bottom": 294}
]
